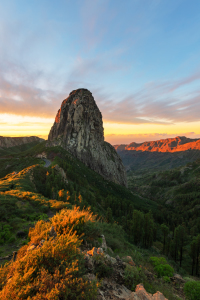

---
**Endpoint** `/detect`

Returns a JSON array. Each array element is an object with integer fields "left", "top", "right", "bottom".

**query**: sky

[{"left": 0, "top": 0, "right": 200, "bottom": 144}]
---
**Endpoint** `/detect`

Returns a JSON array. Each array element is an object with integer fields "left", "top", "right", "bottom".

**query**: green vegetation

[
  {"left": 184, "top": 281, "right": 200, "bottom": 300},
  {"left": 0, "top": 165, "right": 70, "bottom": 259},
  {"left": 124, "top": 265, "right": 145, "bottom": 291},
  {"left": 150, "top": 257, "right": 174, "bottom": 278},
  {"left": 128, "top": 158, "right": 200, "bottom": 275},
  {"left": 1, "top": 140, "right": 200, "bottom": 299},
  {"left": 122, "top": 149, "right": 200, "bottom": 175},
  {"left": 0, "top": 141, "right": 43, "bottom": 158},
  {"left": 0, "top": 207, "right": 98, "bottom": 300},
  {"left": 94, "top": 255, "right": 113, "bottom": 279}
]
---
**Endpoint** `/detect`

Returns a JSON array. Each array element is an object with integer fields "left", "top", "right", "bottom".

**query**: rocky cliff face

[
  {"left": 0, "top": 136, "right": 44, "bottom": 148},
  {"left": 48, "top": 88, "right": 127, "bottom": 186},
  {"left": 114, "top": 136, "right": 200, "bottom": 153}
]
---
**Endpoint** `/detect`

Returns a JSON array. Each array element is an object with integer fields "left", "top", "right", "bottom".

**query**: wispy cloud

[
  {"left": 1, "top": 64, "right": 200, "bottom": 125},
  {"left": 96, "top": 71, "right": 200, "bottom": 125},
  {"left": 105, "top": 132, "right": 200, "bottom": 145},
  {"left": 0, "top": 0, "right": 200, "bottom": 127}
]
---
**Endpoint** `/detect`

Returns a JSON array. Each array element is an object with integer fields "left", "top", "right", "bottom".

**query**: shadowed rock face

[
  {"left": 48, "top": 88, "right": 127, "bottom": 187},
  {"left": 0, "top": 136, "right": 44, "bottom": 148}
]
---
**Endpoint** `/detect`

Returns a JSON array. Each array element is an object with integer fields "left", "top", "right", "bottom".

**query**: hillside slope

[
  {"left": 0, "top": 150, "right": 189, "bottom": 299},
  {"left": 128, "top": 157, "right": 200, "bottom": 276},
  {"left": 114, "top": 137, "right": 200, "bottom": 174}
]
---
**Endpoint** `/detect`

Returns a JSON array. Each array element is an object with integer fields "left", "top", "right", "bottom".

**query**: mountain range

[
  {"left": 114, "top": 136, "right": 200, "bottom": 152},
  {"left": 114, "top": 136, "right": 200, "bottom": 175}
]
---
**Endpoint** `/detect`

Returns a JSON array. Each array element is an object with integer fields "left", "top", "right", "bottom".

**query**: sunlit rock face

[
  {"left": 48, "top": 88, "right": 127, "bottom": 187},
  {"left": 114, "top": 136, "right": 200, "bottom": 153}
]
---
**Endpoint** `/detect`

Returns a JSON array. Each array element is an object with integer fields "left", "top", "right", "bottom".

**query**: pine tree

[
  {"left": 131, "top": 210, "right": 144, "bottom": 246},
  {"left": 143, "top": 211, "right": 154, "bottom": 248},
  {"left": 161, "top": 224, "right": 169, "bottom": 253},
  {"left": 106, "top": 207, "right": 113, "bottom": 223}
]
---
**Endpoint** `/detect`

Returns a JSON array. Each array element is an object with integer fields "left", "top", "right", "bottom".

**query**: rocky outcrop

[
  {"left": 48, "top": 88, "right": 127, "bottom": 186},
  {"left": 130, "top": 284, "right": 167, "bottom": 300},
  {"left": 83, "top": 246, "right": 168, "bottom": 300},
  {"left": 114, "top": 136, "right": 200, "bottom": 153},
  {"left": 0, "top": 136, "right": 44, "bottom": 148}
]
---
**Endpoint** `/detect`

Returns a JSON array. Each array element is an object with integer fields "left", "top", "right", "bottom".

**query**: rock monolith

[{"left": 48, "top": 88, "right": 127, "bottom": 186}]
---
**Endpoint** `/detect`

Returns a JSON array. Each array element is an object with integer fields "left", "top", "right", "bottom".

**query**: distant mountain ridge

[
  {"left": 114, "top": 136, "right": 200, "bottom": 153},
  {"left": 0, "top": 136, "right": 44, "bottom": 148}
]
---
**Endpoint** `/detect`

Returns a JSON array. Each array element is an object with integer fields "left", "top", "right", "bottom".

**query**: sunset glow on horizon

[
  {"left": 1, "top": 113, "right": 200, "bottom": 145},
  {"left": 1, "top": 1, "right": 200, "bottom": 144}
]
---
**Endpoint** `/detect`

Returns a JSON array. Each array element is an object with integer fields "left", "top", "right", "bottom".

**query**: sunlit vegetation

[
  {"left": 0, "top": 165, "right": 70, "bottom": 259},
  {"left": 1, "top": 140, "right": 200, "bottom": 299},
  {"left": 0, "top": 207, "right": 98, "bottom": 300}
]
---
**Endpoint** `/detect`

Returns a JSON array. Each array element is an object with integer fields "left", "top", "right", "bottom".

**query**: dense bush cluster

[
  {"left": 150, "top": 257, "right": 174, "bottom": 278},
  {"left": 184, "top": 281, "right": 200, "bottom": 300},
  {"left": 0, "top": 207, "right": 98, "bottom": 300}
]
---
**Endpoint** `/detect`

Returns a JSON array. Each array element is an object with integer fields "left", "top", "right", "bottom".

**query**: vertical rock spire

[{"left": 48, "top": 88, "right": 127, "bottom": 187}]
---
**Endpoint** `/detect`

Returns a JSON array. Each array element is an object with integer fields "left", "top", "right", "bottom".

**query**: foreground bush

[
  {"left": 184, "top": 281, "right": 200, "bottom": 300},
  {"left": 0, "top": 207, "right": 98, "bottom": 300},
  {"left": 28, "top": 206, "right": 97, "bottom": 245}
]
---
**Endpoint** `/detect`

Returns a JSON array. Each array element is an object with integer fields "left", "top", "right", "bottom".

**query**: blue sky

[{"left": 0, "top": 0, "right": 200, "bottom": 143}]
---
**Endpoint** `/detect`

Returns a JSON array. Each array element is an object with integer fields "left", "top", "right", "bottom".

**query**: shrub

[
  {"left": 184, "top": 281, "right": 200, "bottom": 300},
  {"left": 154, "top": 264, "right": 174, "bottom": 278},
  {"left": 124, "top": 265, "right": 146, "bottom": 291},
  {"left": 163, "top": 276, "right": 170, "bottom": 283},
  {"left": 0, "top": 224, "right": 12, "bottom": 242},
  {"left": 50, "top": 206, "right": 97, "bottom": 236},
  {"left": 0, "top": 206, "right": 98, "bottom": 300},
  {"left": 94, "top": 255, "right": 113, "bottom": 279},
  {"left": 150, "top": 256, "right": 167, "bottom": 266},
  {"left": 7, "top": 236, "right": 15, "bottom": 243},
  {"left": 150, "top": 256, "right": 174, "bottom": 278},
  {"left": 83, "top": 221, "right": 102, "bottom": 246}
]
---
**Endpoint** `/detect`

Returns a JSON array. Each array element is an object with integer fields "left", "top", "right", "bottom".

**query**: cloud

[
  {"left": 1, "top": 65, "right": 200, "bottom": 126},
  {"left": 105, "top": 132, "right": 200, "bottom": 145},
  {"left": 95, "top": 71, "right": 200, "bottom": 125},
  {"left": 0, "top": 73, "right": 63, "bottom": 118},
  {"left": 0, "top": 7, "right": 200, "bottom": 126}
]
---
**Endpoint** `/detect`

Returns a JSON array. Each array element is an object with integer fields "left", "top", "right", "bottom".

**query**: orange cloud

[{"left": 105, "top": 132, "right": 200, "bottom": 145}]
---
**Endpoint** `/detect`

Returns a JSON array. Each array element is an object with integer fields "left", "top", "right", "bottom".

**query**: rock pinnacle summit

[{"left": 48, "top": 88, "right": 127, "bottom": 186}]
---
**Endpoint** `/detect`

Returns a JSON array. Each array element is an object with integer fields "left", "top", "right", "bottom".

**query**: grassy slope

[
  {"left": 0, "top": 141, "right": 46, "bottom": 179},
  {"left": 0, "top": 164, "right": 70, "bottom": 259}
]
